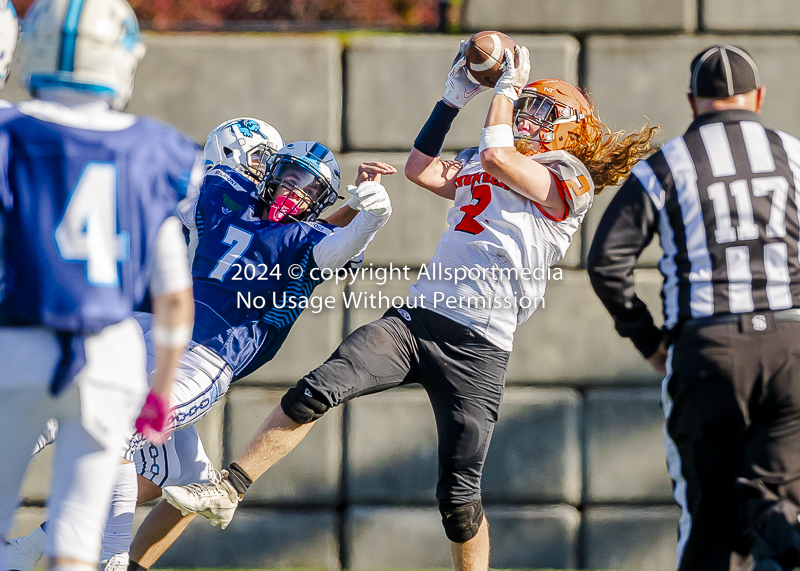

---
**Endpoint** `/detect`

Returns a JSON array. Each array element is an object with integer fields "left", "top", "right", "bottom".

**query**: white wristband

[
  {"left": 152, "top": 323, "right": 193, "bottom": 349},
  {"left": 479, "top": 124, "right": 515, "bottom": 153}
]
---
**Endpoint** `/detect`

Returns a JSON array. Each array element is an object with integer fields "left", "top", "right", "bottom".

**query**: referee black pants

[{"left": 665, "top": 317, "right": 800, "bottom": 571}]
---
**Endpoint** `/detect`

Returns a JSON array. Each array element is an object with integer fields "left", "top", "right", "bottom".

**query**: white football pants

[{"left": 0, "top": 319, "right": 148, "bottom": 564}]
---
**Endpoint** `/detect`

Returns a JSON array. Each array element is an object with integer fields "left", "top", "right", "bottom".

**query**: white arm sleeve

[
  {"left": 312, "top": 209, "right": 391, "bottom": 271},
  {"left": 150, "top": 216, "right": 192, "bottom": 297}
]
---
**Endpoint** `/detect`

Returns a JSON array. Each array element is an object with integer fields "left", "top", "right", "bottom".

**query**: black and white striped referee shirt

[{"left": 587, "top": 109, "right": 800, "bottom": 358}]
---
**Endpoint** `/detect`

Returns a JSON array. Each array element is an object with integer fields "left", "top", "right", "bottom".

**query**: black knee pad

[
  {"left": 439, "top": 499, "right": 485, "bottom": 543},
  {"left": 281, "top": 385, "right": 329, "bottom": 424}
]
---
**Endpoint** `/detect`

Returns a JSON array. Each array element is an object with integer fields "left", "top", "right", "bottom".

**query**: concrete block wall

[{"left": 13, "top": 0, "right": 800, "bottom": 565}]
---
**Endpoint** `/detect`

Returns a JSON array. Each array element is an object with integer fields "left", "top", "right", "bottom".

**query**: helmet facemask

[
  {"left": 235, "top": 143, "right": 276, "bottom": 183},
  {"left": 258, "top": 156, "right": 336, "bottom": 223},
  {"left": 512, "top": 83, "right": 592, "bottom": 154}
]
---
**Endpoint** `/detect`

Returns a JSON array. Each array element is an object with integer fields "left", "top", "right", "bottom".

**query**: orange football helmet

[{"left": 513, "top": 78, "right": 595, "bottom": 153}]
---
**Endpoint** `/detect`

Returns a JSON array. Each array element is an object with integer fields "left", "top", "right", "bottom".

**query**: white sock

[{"left": 99, "top": 463, "right": 137, "bottom": 563}]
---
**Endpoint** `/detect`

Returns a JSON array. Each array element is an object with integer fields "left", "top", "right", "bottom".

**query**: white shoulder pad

[{"left": 531, "top": 150, "right": 595, "bottom": 217}]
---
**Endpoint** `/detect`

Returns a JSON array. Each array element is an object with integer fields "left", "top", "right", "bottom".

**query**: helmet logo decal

[
  {"left": 233, "top": 119, "right": 265, "bottom": 139},
  {"left": 120, "top": 16, "right": 139, "bottom": 52}
]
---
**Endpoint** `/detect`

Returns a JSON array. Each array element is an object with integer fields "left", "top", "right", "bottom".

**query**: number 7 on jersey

[{"left": 209, "top": 225, "right": 253, "bottom": 281}]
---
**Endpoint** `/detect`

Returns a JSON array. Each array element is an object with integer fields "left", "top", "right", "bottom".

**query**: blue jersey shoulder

[
  {"left": 0, "top": 101, "right": 22, "bottom": 125},
  {"left": 194, "top": 165, "right": 262, "bottom": 242},
  {"left": 127, "top": 116, "right": 201, "bottom": 201}
]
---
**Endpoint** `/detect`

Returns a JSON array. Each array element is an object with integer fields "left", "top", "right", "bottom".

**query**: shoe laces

[
  {"left": 181, "top": 481, "right": 227, "bottom": 498},
  {"left": 181, "top": 468, "right": 232, "bottom": 497},
  {"left": 208, "top": 468, "right": 225, "bottom": 485}
]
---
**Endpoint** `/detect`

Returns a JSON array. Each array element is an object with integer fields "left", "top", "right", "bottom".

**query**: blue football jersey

[
  {"left": 191, "top": 165, "right": 334, "bottom": 380},
  {"left": 0, "top": 100, "right": 200, "bottom": 333}
]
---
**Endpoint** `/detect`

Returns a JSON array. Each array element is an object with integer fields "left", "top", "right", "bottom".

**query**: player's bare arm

[
  {"left": 405, "top": 40, "right": 490, "bottom": 199},
  {"left": 473, "top": 46, "right": 565, "bottom": 217},
  {"left": 405, "top": 146, "right": 464, "bottom": 199},
  {"left": 480, "top": 91, "right": 564, "bottom": 214}
]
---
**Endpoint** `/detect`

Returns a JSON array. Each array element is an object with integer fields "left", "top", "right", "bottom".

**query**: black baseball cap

[{"left": 690, "top": 44, "right": 760, "bottom": 98}]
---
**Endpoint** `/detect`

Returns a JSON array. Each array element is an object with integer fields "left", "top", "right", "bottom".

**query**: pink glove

[{"left": 135, "top": 391, "right": 173, "bottom": 445}]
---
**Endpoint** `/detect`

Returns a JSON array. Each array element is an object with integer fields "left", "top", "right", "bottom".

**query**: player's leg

[
  {"left": 664, "top": 325, "right": 752, "bottom": 571},
  {"left": 416, "top": 309, "right": 509, "bottom": 571},
  {"left": 96, "top": 461, "right": 139, "bottom": 571},
  {"left": 164, "top": 309, "right": 419, "bottom": 525},
  {"left": 46, "top": 397, "right": 122, "bottom": 571},
  {"left": 0, "top": 390, "right": 52, "bottom": 571},
  {"left": 128, "top": 500, "right": 196, "bottom": 571},
  {"left": 736, "top": 322, "right": 800, "bottom": 568},
  {"left": 450, "top": 521, "right": 490, "bottom": 571},
  {"left": 0, "top": 329, "right": 65, "bottom": 571},
  {"left": 114, "top": 341, "right": 230, "bottom": 570},
  {"left": 128, "top": 426, "right": 213, "bottom": 569},
  {"left": 47, "top": 318, "right": 148, "bottom": 571}
]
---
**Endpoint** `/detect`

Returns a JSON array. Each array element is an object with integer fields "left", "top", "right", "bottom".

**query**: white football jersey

[{"left": 409, "top": 147, "right": 594, "bottom": 351}]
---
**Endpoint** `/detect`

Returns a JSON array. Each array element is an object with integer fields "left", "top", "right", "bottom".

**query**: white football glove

[
  {"left": 345, "top": 181, "right": 392, "bottom": 217},
  {"left": 495, "top": 46, "right": 530, "bottom": 103},
  {"left": 442, "top": 40, "right": 488, "bottom": 109}
]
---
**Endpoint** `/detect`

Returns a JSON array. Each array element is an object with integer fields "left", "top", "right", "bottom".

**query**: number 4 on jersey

[{"left": 54, "top": 163, "right": 129, "bottom": 286}]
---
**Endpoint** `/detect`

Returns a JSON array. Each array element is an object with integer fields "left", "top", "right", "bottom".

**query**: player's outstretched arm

[
  {"left": 324, "top": 162, "right": 396, "bottom": 227},
  {"left": 313, "top": 179, "right": 393, "bottom": 270},
  {"left": 135, "top": 217, "right": 194, "bottom": 445},
  {"left": 477, "top": 48, "right": 565, "bottom": 216},
  {"left": 405, "top": 41, "right": 488, "bottom": 199}
]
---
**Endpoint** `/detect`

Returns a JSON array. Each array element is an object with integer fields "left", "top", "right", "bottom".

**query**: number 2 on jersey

[
  {"left": 209, "top": 225, "right": 253, "bottom": 281},
  {"left": 455, "top": 184, "right": 492, "bottom": 235}
]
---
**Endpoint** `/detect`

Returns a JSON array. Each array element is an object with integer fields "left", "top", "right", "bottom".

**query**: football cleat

[
  {"left": 6, "top": 526, "right": 46, "bottom": 571},
  {"left": 162, "top": 469, "right": 240, "bottom": 530},
  {"left": 99, "top": 552, "right": 129, "bottom": 571}
]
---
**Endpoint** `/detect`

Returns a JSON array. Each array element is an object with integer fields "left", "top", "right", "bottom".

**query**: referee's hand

[{"left": 647, "top": 342, "right": 668, "bottom": 375}]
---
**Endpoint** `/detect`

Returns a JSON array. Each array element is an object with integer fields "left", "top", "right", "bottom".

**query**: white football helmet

[
  {"left": 203, "top": 118, "right": 284, "bottom": 183},
  {"left": 258, "top": 140, "right": 341, "bottom": 223},
  {"left": 20, "top": 0, "right": 145, "bottom": 110},
  {"left": 0, "top": 1, "right": 18, "bottom": 89}
]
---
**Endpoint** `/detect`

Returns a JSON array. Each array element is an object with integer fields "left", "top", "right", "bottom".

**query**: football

[{"left": 465, "top": 30, "right": 518, "bottom": 88}]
